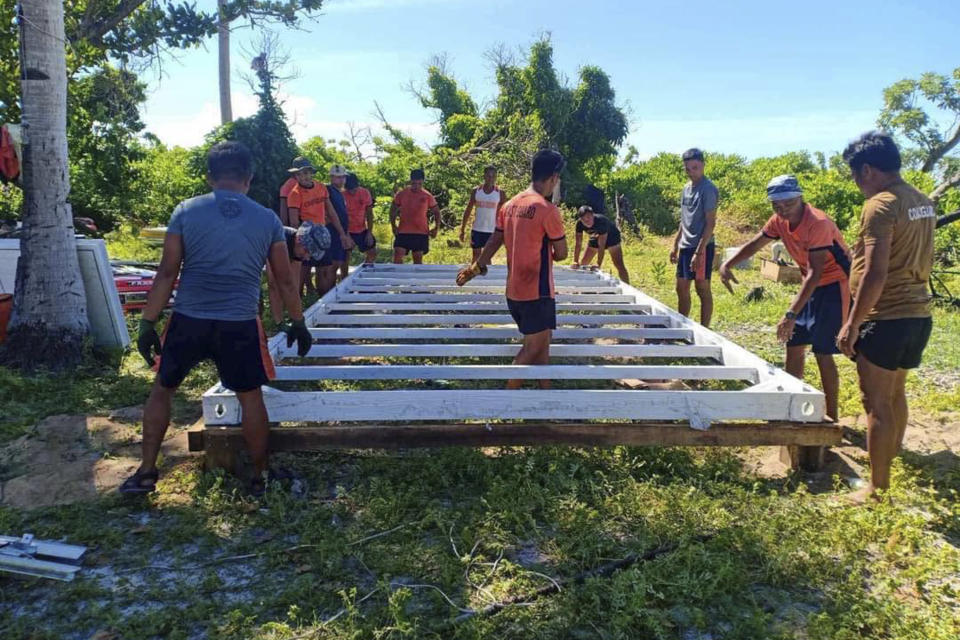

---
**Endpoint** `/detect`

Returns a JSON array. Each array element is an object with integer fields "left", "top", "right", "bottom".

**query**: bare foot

[{"left": 843, "top": 485, "right": 883, "bottom": 505}]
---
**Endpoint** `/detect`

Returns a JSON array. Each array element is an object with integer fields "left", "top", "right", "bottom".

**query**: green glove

[{"left": 137, "top": 318, "right": 162, "bottom": 367}]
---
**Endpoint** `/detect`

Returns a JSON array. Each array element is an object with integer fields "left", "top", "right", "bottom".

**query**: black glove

[
  {"left": 285, "top": 318, "right": 312, "bottom": 357},
  {"left": 137, "top": 318, "right": 162, "bottom": 367}
]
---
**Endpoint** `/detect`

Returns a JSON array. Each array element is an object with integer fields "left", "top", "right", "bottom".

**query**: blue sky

[{"left": 140, "top": 0, "right": 960, "bottom": 159}]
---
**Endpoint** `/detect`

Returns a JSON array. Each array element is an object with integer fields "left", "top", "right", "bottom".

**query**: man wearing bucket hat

[
  {"left": 121, "top": 142, "right": 312, "bottom": 497},
  {"left": 286, "top": 157, "right": 352, "bottom": 296},
  {"left": 390, "top": 168, "right": 441, "bottom": 263},
  {"left": 265, "top": 222, "right": 331, "bottom": 324},
  {"left": 719, "top": 175, "right": 851, "bottom": 423},
  {"left": 326, "top": 164, "right": 354, "bottom": 285}
]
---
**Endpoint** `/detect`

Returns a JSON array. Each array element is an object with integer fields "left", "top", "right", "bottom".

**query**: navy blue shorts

[
  {"left": 856, "top": 316, "right": 932, "bottom": 370},
  {"left": 323, "top": 223, "right": 346, "bottom": 265},
  {"left": 350, "top": 231, "right": 376, "bottom": 252},
  {"left": 787, "top": 281, "right": 849, "bottom": 355},
  {"left": 507, "top": 297, "right": 557, "bottom": 335},
  {"left": 471, "top": 230, "right": 492, "bottom": 249},
  {"left": 157, "top": 313, "right": 274, "bottom": 392},
  {"left": 676, "top": 244, "right": 715, "bottom": 281},
  {"left": 394, "top": 233, "right": 430, "bottom": 254}
]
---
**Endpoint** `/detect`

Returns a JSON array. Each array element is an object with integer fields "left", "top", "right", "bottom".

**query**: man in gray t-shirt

[
  {"left": 670, "top": 148, "right": 719, "bottom": 327},
  {"left": 121, "top": 142, "right": 313, "bottom": 498}
]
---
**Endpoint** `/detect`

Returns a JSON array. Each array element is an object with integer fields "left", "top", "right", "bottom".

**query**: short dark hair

[
  {"left": 207, "top": 141, "right": 253, "bottom": 181},
  {"left": 483, "top": 165, "right": 497, "bottom": 173},
  {"left": 682, "top": 148, "right": 704, "bottom": 163},
  {"left": 345, "top": 172, "right": 359, "bottom": 190},
  {"left": 842, "top": 131, "right": 901, "bottom": 173},
  {"left": 577, "top": 205, "right": 594, "bottom": 217},
  {"left": 410, "top": 168, "right": 425, "bottom": 180},
  {"left": 531, "top": 149, "right": 565, "bottom": 182}
]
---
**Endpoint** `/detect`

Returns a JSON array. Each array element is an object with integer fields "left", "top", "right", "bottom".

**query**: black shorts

[
  {"left": 394, "top": 233, "right": 429, "bottom": 254},
  {"left": 787, "top": 281, "right": 849, "bottom": 355},
  {"left": 856, "top": 316, "right": 932, "bottom": 371},
  {"left": 350, "top": 231, "right": 376, "bottom": 252},
  {"left": 322, "top": 223, "right": 346, "bottom": 265},
  {"left": 587, "top": 228, "right": 621, "bottom": 249},
  {"left": 676, "top": 244, "right": 715, "bottom": 281},
  {"left": 157, "top": 313, "right": 275, "bottom": 392},
  {"left": 507, "top": 297, "right": 557, "bottom": 335},
  {"left": 470, "top": 230, "right": 493, "bottom": 249}
]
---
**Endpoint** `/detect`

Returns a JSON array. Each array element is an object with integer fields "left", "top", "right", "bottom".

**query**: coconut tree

[{"left": 2, "top": 0, "right": 89, "bottom": 370}]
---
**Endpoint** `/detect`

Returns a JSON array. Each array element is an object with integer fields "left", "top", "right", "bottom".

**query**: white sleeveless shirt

[{"left": 472, "top": 186, "right": 500, "bottom": 233}]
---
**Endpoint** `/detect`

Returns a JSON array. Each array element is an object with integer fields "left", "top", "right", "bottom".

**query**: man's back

[
  {"left": 850, "top": 181, "right": 935, "bottom": 320},
  {"left": 497, "top": 189, "right": 566, "bottom": 301},
  {"left": 169, "top": 190, "right": 284, "bottom": 321}
]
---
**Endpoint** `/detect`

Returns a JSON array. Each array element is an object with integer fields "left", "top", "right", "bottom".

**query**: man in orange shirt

[
  {"left": 343, "top": 172, "right": 377, "bottom": 264},
  {"left": 286, "top": 157, "right": 352, "bottom": 295},
  {"left": 719, "top": 175, "right": 851, "bottom": 422},
  {"left": 457, "top": 149, "right": 568, "bottom": 389},
  {"left": 278, "top": 174, "right": 297, "bottom": 225},
  {"left": 390, "top": 168, "right": 441, "bottom": 264}
]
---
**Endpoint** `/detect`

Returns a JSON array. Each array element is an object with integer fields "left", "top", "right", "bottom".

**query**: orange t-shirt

[
  {"left": 496, "top": 190, "right": 566, "bottom": 301},
  {"left": 762, "top": 204, "right": 851, "bottom": 287},
  {"left": 344, "top": 187, "right": 374, "bottom": 233},
  {"left": 279, "top": 177, "right": 297, "bottom": 199},
  {"left": 287, "top": 181, "right": 329, "bottom": 225},
  {"left": 393, "top": 187, "right": 437, "bottom": 234}
]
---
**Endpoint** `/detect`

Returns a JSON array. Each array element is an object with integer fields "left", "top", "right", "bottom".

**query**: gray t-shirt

[
  {"left": 167, "top": 190, "right": 284, "bottom": 321},
  {"left": 679, "top": 177, "right": 719, "bottom": 249}
]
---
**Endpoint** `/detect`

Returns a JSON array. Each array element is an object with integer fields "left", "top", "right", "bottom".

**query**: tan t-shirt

[{"left": 849, "top": 180, "right": 935, "bottom": 320}]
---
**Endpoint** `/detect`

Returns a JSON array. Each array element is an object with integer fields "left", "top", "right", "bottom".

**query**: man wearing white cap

[{"left": 719, "top": 175, "right": 851, "bottom": 423}]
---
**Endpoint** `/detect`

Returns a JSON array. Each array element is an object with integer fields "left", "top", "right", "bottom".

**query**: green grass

[{"left": 1, "top": 227, "right": 958, "bottom": 639}]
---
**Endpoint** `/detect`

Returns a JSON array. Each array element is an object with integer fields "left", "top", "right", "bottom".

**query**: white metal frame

[{"left": 202, "top": 264, "right": 825, "bottom": 430}]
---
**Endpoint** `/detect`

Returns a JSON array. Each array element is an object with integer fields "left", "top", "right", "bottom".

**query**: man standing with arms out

[
  {"left": 670, "top": 148, "right": 719, "bottom": 327},
  {"left": 343, "top": 172, "right": 377, "bottom": 264},
  {"left": 573, "top": 205, "right": 631, "bottom": 284},
  {"left": 391, "top": 168, "right": 441, "bottom": 264},
  {"left": 836, "top": 132, "right": 936, "bottom": 504},
  {"left": 326, "top": 164, "right": 355, "bottom": 286},
  {"left": 287, "top": 157, "right": 351, "bottom": 295},
  {"left": 457, "top": 150, "right": 568, "bottom": 389},
  {"left": 120, "top": 142, "right": 312, "bottom": 496},
  {"left": 719, "top": 175, "right": 851, "bottom": 422},
  {"left": 459, "top": 165, "right": 507, "bottom": 262}
]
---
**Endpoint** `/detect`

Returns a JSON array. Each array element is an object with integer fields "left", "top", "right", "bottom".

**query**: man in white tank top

[{"left": 459, "top": 165, "right": 507, "bottom": 261}]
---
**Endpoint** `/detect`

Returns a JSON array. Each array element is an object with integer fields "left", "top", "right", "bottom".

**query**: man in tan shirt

[{"left": 836, "top": 131, "right": 936, "bottom": 503}]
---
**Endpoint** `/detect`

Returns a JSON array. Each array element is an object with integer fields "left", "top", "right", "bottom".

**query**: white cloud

[{"left": 141, "top": 91, "right": 259, "bottom": 148}]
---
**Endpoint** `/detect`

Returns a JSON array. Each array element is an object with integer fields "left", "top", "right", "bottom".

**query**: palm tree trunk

[
  {"left": 218, "top": 0, "right": 232, "bottom": 124},
  {"left": 3, "top": 0, "right": 89, "bottom": 370}
]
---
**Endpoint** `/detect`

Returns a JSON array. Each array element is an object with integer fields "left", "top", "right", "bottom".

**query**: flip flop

[{"left": 119, "top": 469, "right": 159, "bottom": 494}]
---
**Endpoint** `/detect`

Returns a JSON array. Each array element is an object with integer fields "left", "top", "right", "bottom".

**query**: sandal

[{"left": 119, "top": 469, "right": 159, "bottom": 494}]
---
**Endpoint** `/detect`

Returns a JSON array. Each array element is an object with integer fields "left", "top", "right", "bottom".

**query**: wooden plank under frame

[{"left": 201, "top": 264, "right": 830, "bottom": 449}]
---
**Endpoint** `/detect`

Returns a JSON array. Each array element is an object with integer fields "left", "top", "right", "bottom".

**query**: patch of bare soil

[{"left": 0, "top": 408, "right": 197, "bottom": 509}]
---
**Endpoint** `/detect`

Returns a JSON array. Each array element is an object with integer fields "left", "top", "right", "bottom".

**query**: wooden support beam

[
  {"left": 305, "top": 327, "right": 694, "bottom": 341},
  {"left": 271, "top": 364, "right": 757, "bottom": 381},
  {"left": 191, "top": 421, "right": 843, "bottom": 452},
  {"left": 280, "top": 343, "right": 722, "bottom": 359},
  {"left": 308, "top": 314, "right": 671, "bottom": 326}
]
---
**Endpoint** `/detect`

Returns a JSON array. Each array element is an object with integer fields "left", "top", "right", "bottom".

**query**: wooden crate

[{"left": 760, "top": 258, "right": 802, "bottom": 284}]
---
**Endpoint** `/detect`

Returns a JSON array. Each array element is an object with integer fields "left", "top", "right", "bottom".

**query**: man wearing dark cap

[
  {"left": 456, "top": 149, "right": 568, "bottom": 389},
  {"left": 390, "top": 168, "right": 441, "bottom": 264},
  {"left": 670, "top": 148, "right": 719, "bottom": 327},
  {"left": 343, "top": 172, "right": 377, "bottom": 265},
  {"left": 719, "top": 175, "right": 851, "bottom": 423},
  {"left": 122, "top": 142, "right": 312, "bottom": 497},
  {"left": 836, "top": 131, "right": 936, "bottom": 503}
]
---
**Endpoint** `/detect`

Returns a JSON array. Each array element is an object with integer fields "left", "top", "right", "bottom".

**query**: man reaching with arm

[
  {"left": 121, "top": 142, "right": 312, "bottom": 497},
  {"left": 457, "top": 149, "right": 568, "bottom": 390},
  {"left": 719, "top": 175, "right": 851, "bottom": 422}
]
